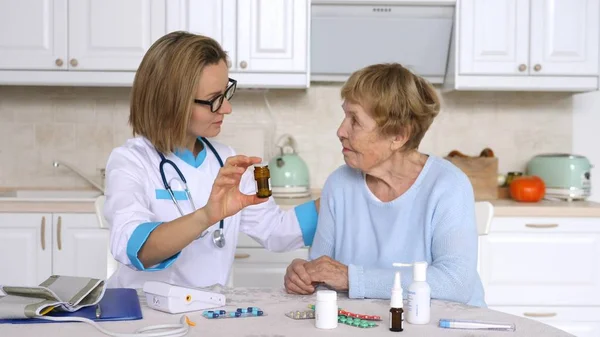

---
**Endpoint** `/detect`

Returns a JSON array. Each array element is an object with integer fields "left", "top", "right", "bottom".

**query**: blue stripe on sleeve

[
  {"left": 126, "top": 222, "right": 180, "bottom": 271},
  {"left": 294, "top": 200, "right": 318, "bottom": 246}
]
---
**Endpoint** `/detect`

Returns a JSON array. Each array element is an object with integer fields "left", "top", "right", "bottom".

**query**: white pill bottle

[
  {"left": 407, "top": 261, "right": 431, "bottom": 325},
  {"left": 315, "top": 290, "right": 338, "bottom": 329}
]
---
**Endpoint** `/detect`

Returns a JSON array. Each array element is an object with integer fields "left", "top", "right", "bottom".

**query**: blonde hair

[
  {"left": 341, "top": 63, "right": 440, "bottom": 151},
  {"left": 129, "top": 31, "right": 228, "bottom": 153}
]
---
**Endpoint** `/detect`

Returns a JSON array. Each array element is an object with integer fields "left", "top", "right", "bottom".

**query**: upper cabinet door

[
  {"left": 166, "top": 0, "right": 236, "bottom": 69},
  {"left": 530, "top": 0, "right": 600, "bottom": 76},
  {"left": 0, "top": 0, "right": 67, "bottom": 70},
  {"left": 459, "top": 0, "right": 530, "bottom": 75},
  {"left": 68, "top": 0, "right": 166, "bottom": 71},
  {"left": 236, "top": 0, "right": 308, "bottom": 72}
]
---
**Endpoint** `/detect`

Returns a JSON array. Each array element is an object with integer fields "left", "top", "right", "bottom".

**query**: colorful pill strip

[
  {"left": 202, "top": 307, "right": 264, "bottom": 319},
  {"left": 339, "top": 315, "right": 378, "bottom": 328},
  {"left": 308, "top": 304, "right": 381, "bottom": 321}
]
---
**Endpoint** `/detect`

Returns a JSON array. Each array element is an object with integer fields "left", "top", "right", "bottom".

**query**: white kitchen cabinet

[
  {"left": 0, "top": 0, "right": 167, "bottom": 71},
  {"left": 0, "top": 212, "right": 107, "bottom": 287},
  {"left": 67, "top": 0, "right": 167, "bottom": 71},
  {"left": 0, "top": 0, "right": 309, "bottom": 88},
  {"left": 165, "top": 0, "right": 231, "bottom": 52},
  {"left": 0, "top": 0, "right": 67, "bottom": 70},
  {"left": 167, "top": 0, "right": 310, "bottom": 88},
  {"left": 0, "top": 0, "right": 167, "bottom": 85},
  {"left": 458, "top": 0, "right": 530, "bottom": 76},
  {"left": 530, "top": 0, "right": 599, "bottom": 76},
  {"left": 445, "top": 0, "right": 600, "bottom": 92},
  {"left": 490, "top": 306, "right": 600, "bottom": 337},
  {"left": 51, "top": 213, "right": 110, "bottom": 280},
  {"left": 480, "top": 216, "right": 600, "bottom": 337},
  {"left": 0, "top": 213, "right": 52, "bottom": 286},
  {"left": 236, "top": 0, "right": 308, "bottom": 73}
]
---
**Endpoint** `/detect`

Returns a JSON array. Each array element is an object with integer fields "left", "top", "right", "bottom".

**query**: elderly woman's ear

[{"left": 390, "top": 131, "right": 410, "bottom": 152}]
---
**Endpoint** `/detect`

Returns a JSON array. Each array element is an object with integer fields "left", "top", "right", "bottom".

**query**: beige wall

[{"left": 0, "top": 85, "right": 572, "bottom": 190}]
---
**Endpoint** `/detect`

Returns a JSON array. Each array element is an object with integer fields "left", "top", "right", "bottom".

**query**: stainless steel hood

[{"left": 310, "top": 0, "right": 456, "bottom": 84}]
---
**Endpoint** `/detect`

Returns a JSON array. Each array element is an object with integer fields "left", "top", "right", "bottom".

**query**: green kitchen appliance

[
  {"left": 526, "top": 153, "right": 593, "bottom": 201},
  {"left": 268, "top": 134, "right": 311, "bottom": 198}
]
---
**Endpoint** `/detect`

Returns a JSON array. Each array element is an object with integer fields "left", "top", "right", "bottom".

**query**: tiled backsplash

[{"left": 0, "top": 85, "right": 572, "bottom": 190}]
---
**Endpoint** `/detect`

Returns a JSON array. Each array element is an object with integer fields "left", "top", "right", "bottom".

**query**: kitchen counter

[
  {"left": 1, "top": 188, "right": 599, "bottom": 218},
  {"left": 490, "top": 199, "right": 600, "bottom": 217}
]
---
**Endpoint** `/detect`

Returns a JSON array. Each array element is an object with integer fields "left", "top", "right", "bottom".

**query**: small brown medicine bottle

[
  {"left": 389, "top": 271, "right": 404, "bottom": 332},
  {"left": 254, "top": 164, "right": 272, "bottom": 198}
]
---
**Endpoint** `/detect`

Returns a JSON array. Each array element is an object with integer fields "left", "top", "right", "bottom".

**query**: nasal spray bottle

[
  {"left": 389, "top": 271, "right": 404, "bottom": 332},
  {"left": 393, "top": 261, "right": 431, "bottom": 325}
]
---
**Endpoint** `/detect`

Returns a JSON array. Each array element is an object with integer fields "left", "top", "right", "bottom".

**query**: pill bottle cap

[
  {"left": 316, "top": 290, "right": 337, "bottom": 302},
  {"left": 253, "top": 161, "right": 269, "bottom": 168},
  {"left": 413, "top": 261, "right": 428, "bottom": 282}
]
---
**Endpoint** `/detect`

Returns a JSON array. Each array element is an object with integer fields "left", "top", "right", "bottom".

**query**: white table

[{"left": 0, "top": 286, "right": 574, "bottom": 336}]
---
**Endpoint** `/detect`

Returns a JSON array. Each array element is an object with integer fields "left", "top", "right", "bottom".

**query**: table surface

[{"left": 0, "top": 286, "right": 574, "bottom": 337}]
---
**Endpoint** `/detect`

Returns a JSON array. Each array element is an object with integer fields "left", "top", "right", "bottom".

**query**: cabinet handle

[
  {"left": 525, "top": 223, "right": 558, "bottom": 229},
  {"left": 518, "top": 64, "right": 526, "bottom": 72},
  {"left": 234, "top": 253, "right": 250, "bottom": 259},
  {"left": 57, "top": 216, "right": 62, "bottom": 250},
  {"left": 524, "top": 312, "right": 557, "bottom": 318},
  {"left": 70, "top": 59, "right": 78, "bottom": 67},
  {"left": 55, "top": 59, "right": 64, "bottom": 67},
  {"left": 240, "top": 61, "right": 247, "bottom": 69},
  {"left": 534, "top": 64, "right": 541, "bottom": 72},
  {"left": 40, "top": 216, "right": 46, "bottom": 250}
]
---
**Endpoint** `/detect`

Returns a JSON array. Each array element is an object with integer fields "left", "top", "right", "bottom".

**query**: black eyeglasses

[{"left": 194, "top": 78, "right": 237, "bottom": 113}]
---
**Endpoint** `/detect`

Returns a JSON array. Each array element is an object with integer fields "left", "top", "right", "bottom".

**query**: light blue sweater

[{"left": 309, "top": 155, "right": 486, "bottom": 307}]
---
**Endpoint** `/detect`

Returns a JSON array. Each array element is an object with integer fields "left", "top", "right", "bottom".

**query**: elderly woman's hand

[
  {"left": 284, "top": 259, "right": 316, "bottom": 295},
  {"left": 304, "top": 256, "right": 349, "bottom": 291}
]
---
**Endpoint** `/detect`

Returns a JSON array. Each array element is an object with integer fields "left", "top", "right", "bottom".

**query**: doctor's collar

[{"left": 173, "top": 137, "right": 207, "bottom": 168}]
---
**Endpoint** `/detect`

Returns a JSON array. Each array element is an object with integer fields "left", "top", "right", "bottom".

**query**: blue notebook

[{"left": 0, "top": 288, "right": 143, "bottom": 324}]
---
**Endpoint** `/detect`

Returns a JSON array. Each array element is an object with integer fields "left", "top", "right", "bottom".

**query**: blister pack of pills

[
  {"left": 307, "top": 304, "right": 382, "bottom": 321},
  {"left": 202, "top": 307, "right": 265, "bottom": 319},
  {"left": 285, "top": 310, "right": 315, "bottom": 320},
  {"left": 338, "top": 315, "right": 378, "bottom": 328}
]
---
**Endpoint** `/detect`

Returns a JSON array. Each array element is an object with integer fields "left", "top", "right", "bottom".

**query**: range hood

[{"left": 310, "top": 0, "right": 456, "bottom": 84}]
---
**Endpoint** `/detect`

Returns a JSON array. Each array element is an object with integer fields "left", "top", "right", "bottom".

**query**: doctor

[{"left": 103, "top": 31, "right": 319, "bottom": 289}]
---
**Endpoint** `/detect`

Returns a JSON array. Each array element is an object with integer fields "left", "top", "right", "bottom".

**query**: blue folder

[{"left": 0, "top": 288, "right": 143, "bottom": 324}]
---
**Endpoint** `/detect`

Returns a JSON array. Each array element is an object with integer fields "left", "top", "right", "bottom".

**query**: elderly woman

[{"left": 283, "top": 63, "right": 486, "bottom": 307}]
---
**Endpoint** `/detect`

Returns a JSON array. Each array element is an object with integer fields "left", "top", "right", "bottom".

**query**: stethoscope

[{"left": 156, "top": 137, "right": 226, "bottom": 248}]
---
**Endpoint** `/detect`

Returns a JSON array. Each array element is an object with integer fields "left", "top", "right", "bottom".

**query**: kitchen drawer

[
  {"left": 231, "top": 248, "right": 309, "bottom": 288},
  {"left": 490, "top": 306, "right": 600, "bottom": 337},
  {"left": 490, "top": 217, "right": 600, "bottom": 233},
  {"left": 479, "top": 226, "right": 600, "bottom": 306}
]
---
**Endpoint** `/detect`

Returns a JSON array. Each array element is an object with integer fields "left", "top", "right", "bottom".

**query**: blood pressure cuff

[{"left": 0, "top": 275, "right": 105, "bottom": 319}]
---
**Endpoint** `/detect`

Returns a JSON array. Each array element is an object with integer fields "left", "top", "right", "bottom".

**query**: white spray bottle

[{"left": 393, "top": 261, "right": 431, "bottom": 325}]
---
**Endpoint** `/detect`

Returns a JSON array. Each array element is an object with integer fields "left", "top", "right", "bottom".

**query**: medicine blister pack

[
  {"left": 285, "top": 310, "right": 315, "bottom": 320},
  {"left": 338, "top": 315, "right": 378, "bottom": 328},
  {"left": 202, "top": 307, "right": 265, "bottom": 319}
]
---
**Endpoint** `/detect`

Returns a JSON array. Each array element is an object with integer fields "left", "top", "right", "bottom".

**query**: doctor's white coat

[{"left": 103, "top": 137, "right": 314, "bottom": 289}]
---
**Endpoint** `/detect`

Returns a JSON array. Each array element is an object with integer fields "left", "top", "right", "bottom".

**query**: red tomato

[{"left": 509, "top": 176, "right": 546, "bottom": 202}]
